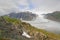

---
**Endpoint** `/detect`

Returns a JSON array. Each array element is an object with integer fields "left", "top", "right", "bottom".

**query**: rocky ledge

[{"left": 0, "top": 16, "right": 60, "bottom": 40}]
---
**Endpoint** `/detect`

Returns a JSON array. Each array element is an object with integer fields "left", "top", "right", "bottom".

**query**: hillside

[
  {"left": 0, "top": 16, "right": 60, "bottom": 40},
  {"left": 5, "top": 11, "right": 38, "bottom": 21},
  {"left": 45, "top": 11, "right": 60, "bottom": 22}
]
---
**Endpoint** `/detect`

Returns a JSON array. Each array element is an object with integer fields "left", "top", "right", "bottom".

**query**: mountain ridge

[
  {"left": 45, "top": 11, "right": 60, "bottom": 22},
  {"left": 0, "top": 16, "right": 60, "bottom": 40},
  {"left": 4, "top": 11, "right": 38, "bottom": 21}
]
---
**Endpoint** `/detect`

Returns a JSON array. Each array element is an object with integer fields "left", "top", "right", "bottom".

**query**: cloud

[
  {"left": 0, "top": 0, "right": 34, "bottom": 15},
  {"left": 31, "top": 0, "right": 60, "bottom": 12},
  {"left": 0, "top": 0, "right": 60, "bottom": 15},
  {"left": 0, "top": 0, "right": 18, "bottom": 15},
  {"left": 27, "top": 0, "right": 35, "bottom": 10},
  {"left": 14, "top": 0, "right": 29, "bottom": 9}
]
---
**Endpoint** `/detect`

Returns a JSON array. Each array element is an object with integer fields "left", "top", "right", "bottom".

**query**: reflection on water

[{"left": 22, "top": 14, "right": 60, "bottom": 34}]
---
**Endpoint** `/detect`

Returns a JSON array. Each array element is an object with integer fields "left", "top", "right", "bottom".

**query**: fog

[
  {"left": 0, "top": 0, "right": 60, "bottom": 34},
  {"left": 0, "top": 0, "right": 60, "bottom": 15}
]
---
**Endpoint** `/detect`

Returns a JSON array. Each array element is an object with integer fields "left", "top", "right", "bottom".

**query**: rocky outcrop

[{"left": 0, "top": 16, "right": 60, "bottom": 40}]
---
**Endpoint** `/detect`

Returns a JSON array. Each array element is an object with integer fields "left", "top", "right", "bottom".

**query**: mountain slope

[
  {"left": 5, "top": 11, "right": 38, "bottom": 21},
  {"left": 45, "top": 11, "right": 60, "bottom": 22},
  {"left": 0, "top": 16, "right": 60, "bottom": 40}
]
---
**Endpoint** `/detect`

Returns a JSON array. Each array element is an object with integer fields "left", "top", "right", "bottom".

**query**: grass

[
  {"left": 3, "top": 16, "right": 21, "bottom": 25},
  {"left": 0, "top": 16, "right": 60, "bottom": 40},
  {"left": 22, "top": 22, "right": 60, "bottom": 39}
]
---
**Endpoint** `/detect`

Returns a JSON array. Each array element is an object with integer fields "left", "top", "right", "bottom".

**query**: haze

[{"left": 0, "top": 0, "right": 60, "bottom": 15}]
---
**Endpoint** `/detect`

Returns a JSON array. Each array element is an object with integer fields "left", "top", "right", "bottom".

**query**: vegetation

[
  {"left": 0, "top": 16, "right": 60, "bottom": 40},
  {"left": 3, "top": 16, "right": 21, "bottom": 24},
  {"left": 22, "top": 22, "right": 60, "bottom": 39}
]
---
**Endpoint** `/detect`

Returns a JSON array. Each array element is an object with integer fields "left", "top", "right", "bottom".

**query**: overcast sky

[{"left": 0, "top": 0, "right": 60, "bottom": 15}]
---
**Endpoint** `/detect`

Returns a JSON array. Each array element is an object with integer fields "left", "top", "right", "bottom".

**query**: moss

[{"left": 0, "top": 16, "right": 60, "bottom": 40}]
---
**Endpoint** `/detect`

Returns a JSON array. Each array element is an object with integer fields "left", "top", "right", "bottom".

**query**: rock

[
  {"left": 5, "top": 11, "right": 38, "bottom": 21},
  {"left": 45, "top": 11, "right": 60, "bottom": 22},
  {"left": 0, "top": 16, "right": 59, "bottom": 40}
]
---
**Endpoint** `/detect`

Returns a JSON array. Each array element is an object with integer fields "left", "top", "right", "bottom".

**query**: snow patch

[{"left": 22, "top": 31, "right": 31, "bottom": 38}]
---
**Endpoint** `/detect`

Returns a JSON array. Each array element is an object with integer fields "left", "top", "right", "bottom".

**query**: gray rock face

[
  {"left": 45, "top": 11, "right": 60, "bottom": 22},
  {"left": 5, "top": 11, "right": 38, "bottom": 21}
]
